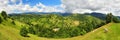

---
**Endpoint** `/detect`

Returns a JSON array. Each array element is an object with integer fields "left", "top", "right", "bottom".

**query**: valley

[{"left": 0, "top": 11, "right": 120, "bottom": 40}]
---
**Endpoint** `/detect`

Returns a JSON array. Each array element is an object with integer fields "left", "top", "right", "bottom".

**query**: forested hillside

[
  {"left": 0, "top": 11, "right": 120, "bottom": 40},
  {"left": 10, "top": 13, "right": 105, "bottom": 38}
]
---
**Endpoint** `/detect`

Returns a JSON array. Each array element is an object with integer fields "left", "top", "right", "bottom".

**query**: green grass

[
  {"left": 80, "top": 23, "right": 120, "bottom": 40},
  {"left": 0, "top": 20, "right": 120, "bottom": 40},
  {"left": 0, "top": 21, "right": 49, "bottom": 40}
]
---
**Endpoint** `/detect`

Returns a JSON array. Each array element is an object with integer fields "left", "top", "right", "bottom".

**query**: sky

[
  {"left": 22, "top": 0, "right": 61, "bottom": 6},
  {"left": 0, "top": 0, "right": 120, "bottom": 16}
]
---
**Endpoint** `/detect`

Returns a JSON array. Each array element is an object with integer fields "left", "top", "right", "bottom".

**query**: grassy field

[
  {"left": 0, "top": 22, "right": 120, "bottom": 40},
  {"left": 81, "top": 23, "right": 120, "bottom": 40}
]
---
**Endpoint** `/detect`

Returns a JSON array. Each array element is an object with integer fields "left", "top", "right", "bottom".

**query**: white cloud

[
  {"left": 36, "top": 3, "right": 64, "bottom": 12},
  {"left": 61, "top": 0, "right": 120, "bottom": 16},
  {"left": 10, "top": 0, "right": 18, "bottom": 3},
  {"left": 0, "top": 0, "right": 64, "bottom": 14},
  {"left": 1, "top": 0, "right": 120, "bottom": 16}
]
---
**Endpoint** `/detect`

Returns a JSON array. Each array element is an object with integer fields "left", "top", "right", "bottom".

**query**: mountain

[
  {"left": 117, "top": 16, "right": 120, "bottom": 19},
  {"left": 9, "top": 12, "right": 73, "bottom": 17},
  {"left": 84, "top": 12, "right": 106, "bottom": 20},
  {"left": 9, "top": 12, "right": 107, "bottom": 21}
]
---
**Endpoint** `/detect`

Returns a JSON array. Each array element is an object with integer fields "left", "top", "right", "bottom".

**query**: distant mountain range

[
  {"left": 9, "top": 12, "right": 120, "bottom": 20},
  {"left": 9, "top": 12, "right": 72, "bottom": 16},
  {"left": 84, "top": 12, "right": 107, "bottom": 20}
]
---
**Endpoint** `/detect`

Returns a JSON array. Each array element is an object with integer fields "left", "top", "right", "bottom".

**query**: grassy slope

[
  {"left": 0, "top": 19, "right": 120, "bottom": 40},
  {"left": 81, "top": 23, "right": 120, "bottom": 40},
  {"left": 0, "top": 18, "right": 61, "bottom": 40},
  {"left": 51, "top": 23, "right": 120, "bottom": 40}
]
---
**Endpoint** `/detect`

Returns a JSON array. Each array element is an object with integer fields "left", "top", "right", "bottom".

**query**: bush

[
  {"left": 113, "top": 16, "right": 120, "bottom": 23},
  {"left": 28, "top": 26, "right": 36, "bottom": 34},
  {"left": 106, "top": 13, "right": 120, "bottom": 23},
  {"left": 1, "top": 11, "right": 7, "bottom": 20},
  {"left": 20, "top": 27, "right": 29, "bottom": 37},
  {"left": 12, "top": 21, "right": 15, "bottom": 25},
  {"left": 0, "top": 17, "right": 2, "bottom": 23}
]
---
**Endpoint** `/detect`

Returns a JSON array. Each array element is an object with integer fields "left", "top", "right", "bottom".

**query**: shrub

[
  {"left": 113, "top": 16, "right": 120, "bottom": 23},
  {"left": 0, "top": 17, "right": 2, "bottom": 23},
  {"left": 106, "top": 13, "right": 120, "bottom": 23},
  {"left": 28, "top": 26, "right": 36, "bottom": 34},
  {"left": 12, "top": 21, "right": 15, "bottom": 25},
  {"left": 1, "top": 11, "right": 7, "bottom": 20},
  {"left": 20, "top": 27, "right": 29, "bottom": 37}
]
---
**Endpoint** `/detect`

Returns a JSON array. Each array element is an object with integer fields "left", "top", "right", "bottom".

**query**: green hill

[
  {"left": 10, "top": 14, "right": 105, "bottom": 38},
  {"left": 81, "top": 23, "right": 120, "bottom": 40},
  {"left": 0, "top": 12, "right": 120, "bottom": 40},
  {"left": 0, "top": 21, "right": 120, "bottom": 40}
]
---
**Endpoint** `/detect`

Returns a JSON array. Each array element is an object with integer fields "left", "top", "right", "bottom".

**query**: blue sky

[
  {"left": 0, "top": 0, "right": 120, "bottom": 16},
  {"left": 1, "top": 0, "right": 64, "bottom": 13},
  {"left": 22, "top": 0, "right": 61, "bottom": 6}
]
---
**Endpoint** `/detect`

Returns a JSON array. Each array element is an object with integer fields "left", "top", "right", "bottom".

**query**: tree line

[{"left": 18, "top": 14, "right": 105, "bottom": 38}]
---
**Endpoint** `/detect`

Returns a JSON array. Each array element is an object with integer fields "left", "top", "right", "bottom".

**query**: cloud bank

[
  {"left": 0, "top": 0, "right": 120, "bottom": 16},
  {"left": 61, "top": 0, "right": 120, "bottom": 16}
]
